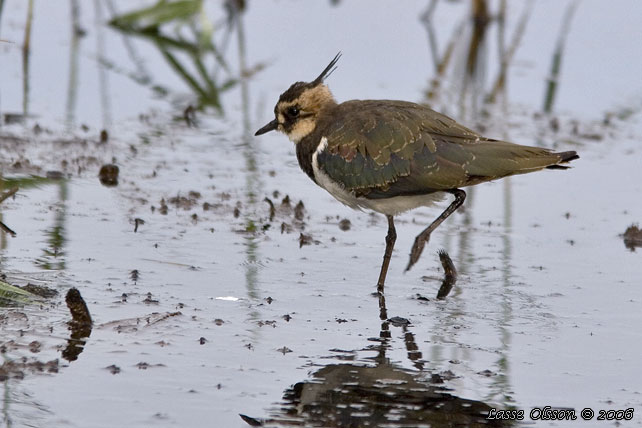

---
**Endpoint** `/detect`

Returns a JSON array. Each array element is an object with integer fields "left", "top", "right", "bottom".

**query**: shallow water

[{"left": 1, "top": 1, "right": 642, "bottom": 427}]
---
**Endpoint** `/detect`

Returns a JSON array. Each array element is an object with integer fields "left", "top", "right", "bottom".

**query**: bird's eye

[{"left": 287, "top": 106, "right": 300, "bottom": 117}]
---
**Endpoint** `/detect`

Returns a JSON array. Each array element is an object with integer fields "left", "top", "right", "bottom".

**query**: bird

[{"left": 255, "top": 53, "right": 578, "bottom": 294}]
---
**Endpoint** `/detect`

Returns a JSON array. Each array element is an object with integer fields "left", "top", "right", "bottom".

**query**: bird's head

[{"left": 255, "top": 52, "right": 341, "bottom": 143}]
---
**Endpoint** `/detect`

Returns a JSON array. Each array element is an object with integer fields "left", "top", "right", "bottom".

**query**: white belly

[{"left": 311, "top": 137, "right": 445, "bottom": 216}]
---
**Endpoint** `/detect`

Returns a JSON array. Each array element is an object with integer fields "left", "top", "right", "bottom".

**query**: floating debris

[
  {"left": 294, "top": 201, "right": 305, "bottom": 221},
  {"left": 46, "top": 171, "right": 66, "bottom": 180},
  {"left": 29, "top": 341, "right": 41, "bottom": 353},
  {"left": 135, "top": 362, "right": 165, "bottom": 370},
  {"left": 183, "top": 105, "right": 197, "bottom": 127},
  {"left": 66, "top": 287, "right": 93, "bottom": 327},
  {"left": 143, "top": 292, "right": 159, "bottom": 304},
  {"left": 477, "top": 369, "right": 496, "bottom": 377},
  {"left": 20, "top": 283, "right": 58, "bottom": 298},
  {"left": 258, "top": 320, "right": 276, "bottom": 328},
  {"left": 622, "top": 224, "right": 642, "bottom": 251},
  {"left": 159, "top": 198, "right": 168, "bottom": 215},
  {"left": 100, "top": 129, "right": 109, "bottom": 143},
  {"left": 134, "top": 218, "right": 145, "bottom": 232},
  {"left": 63, "top": 288, "right": 93, "bottom": 362},
  {"left": 299, "top": 232, "right": 320, "bottom": 248},
  {"left": 436, "top": 249, "right": 457, "bottom": 299},
  {"left": 264, "top": 197, "right": 275, "bottom": 221},
  {"left": 168, "top": 192, "right": 200, "bottom": 210},
  {"left": 105, "top": 365, "right": 121, "bottom": 375},
  {"left": 414, "top": 293, "right": 430, "bottom": 302},
  {"left": 338, "top": 218, "right": 351, "bottom": 231},
  {"left": 0, "top": 358, "right": 59, "bottom": 381},
  {"left": 280, "top": 222, "right": 292, "bottom": 234},
  {"left": 388, "top": 316, "right": 411, "bottom": 327},
  {"left": 98, "top": 164, "right": 119, "bottom": 187}
]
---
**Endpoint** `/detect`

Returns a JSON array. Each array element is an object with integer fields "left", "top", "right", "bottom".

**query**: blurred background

[{"left": 1, "top": 1, "right": 641, "bottom": 427}]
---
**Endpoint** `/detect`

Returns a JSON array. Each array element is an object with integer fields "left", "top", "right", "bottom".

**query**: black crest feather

[{"left": 312, "top": 52, "right": 342, "bottom": 85}]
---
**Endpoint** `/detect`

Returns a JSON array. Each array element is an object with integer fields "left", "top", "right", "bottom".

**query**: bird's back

[{"left": 302, "top": 99, "right": 577, "bottom": 199}]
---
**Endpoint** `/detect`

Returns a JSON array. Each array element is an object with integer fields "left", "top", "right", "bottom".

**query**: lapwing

[{"left": 255, "top": 53, "right": 578, "bottom": 294}]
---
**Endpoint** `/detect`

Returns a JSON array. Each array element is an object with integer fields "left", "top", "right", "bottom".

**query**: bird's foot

[{"left": 405, "top": 234, "right": 430, "bottom": 272}]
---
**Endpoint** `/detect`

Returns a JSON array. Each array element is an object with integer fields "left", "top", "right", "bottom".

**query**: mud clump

[
  {"left": 299, "top": 233, "right": 313, "bottom": 248},
  {"left": 159, "top": 198, "right": 169, "bottom": 215},
  {"left": 20, "top": 283, "right": 59, "bottom": 298},
  {"left": 143, "top": 292, "right": 159, "bottom": 304},
  {"left": 436, "top": 249, "right": 457, "bottom": 299},
  {"left": 264, "top": 197, "right": 276, "bottom": 221},
  {"left": 622, "top": 224, "right": 642, "bottom": 251},
  {"left": 0, "top": 358, "right": 59, "bottom": 381},
  {"left": 105, "top": 364, "right": 121, "bottom": 375},
  {"left": 99, "top": 129, "right": 109, "bottom": 143},
  {"left": 46, "top": 171, "right": 66, "bottom": 180},
  {"left": 294, "top": 201, "right": 305, "bottom": 221},
  {"left": 168, "top": 191, "right": 201, "bottom": 210},
  {"left": 63, "top": 288, "right": 93, "bottom": 361},
  {"left": 130, "top": 269, "right": 140, "bottom": 283},
  {"left": 66, "top": 288, "right": 93, "bottom": 327},
  {"left": 98, "top": 164, "right": 119, "bottom": 186}
]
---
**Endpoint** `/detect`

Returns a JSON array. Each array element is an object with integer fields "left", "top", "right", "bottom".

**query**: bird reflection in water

[{"left": 240, "top": 268, "right": 511, "bottom": 427}]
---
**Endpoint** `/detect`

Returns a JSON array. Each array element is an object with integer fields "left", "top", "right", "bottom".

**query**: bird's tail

[
  {"left": 546, "top": 150, "right": 579, "bottom": 169},
  {"left": 461, "top": 141, "right": 579, "bottom": 184}
]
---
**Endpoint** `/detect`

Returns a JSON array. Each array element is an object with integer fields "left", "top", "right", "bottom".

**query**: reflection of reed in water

[
  {"left": 35, "top": 181, "right": 68, "bottom": 271},
  {"left": 22, "top": 0, "right": 35, "bottom": 118},
  {"left": 232, "top": 0, "right": 263, "bottom": 328},
  {"left": 65, "top": 0, "right": 84, "bottom": 130},
  {"left": 419, "top": 0, "right": 567, "bottom": 411}
]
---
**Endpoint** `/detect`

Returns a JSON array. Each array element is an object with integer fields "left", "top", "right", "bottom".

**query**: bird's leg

[
  {"left": 378, "top": 292, "right": 388, "bottom": 321},
  {"left": 376, "top": 215, "right": 397, "bottom": 294},
  {"left": 405, "top": 189, "right": 466, "bottom": 272}
]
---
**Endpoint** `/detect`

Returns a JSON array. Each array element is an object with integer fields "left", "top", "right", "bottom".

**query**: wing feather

[{"left": 315, "top": 100, "right": 570, "bottom": 198}]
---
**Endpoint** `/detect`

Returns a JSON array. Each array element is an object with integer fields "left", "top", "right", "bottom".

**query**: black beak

[{"left": 255, "top": 119, "right": 278, "bottom": 136}]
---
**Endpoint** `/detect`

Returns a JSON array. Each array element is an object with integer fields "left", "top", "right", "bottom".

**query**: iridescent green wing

[
  {"left": 317, "top": 100, "right": 571, "bottom": 197},
  {"left": 315, "top": 101, "right": 479, "bottom": 196}
]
